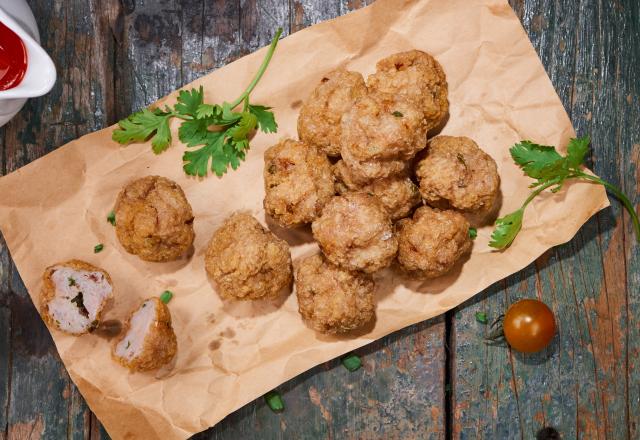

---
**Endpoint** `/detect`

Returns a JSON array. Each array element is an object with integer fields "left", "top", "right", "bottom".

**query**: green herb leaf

[
  {"left": 468, "top": 227, "right": 477, "bottom": 240},
  {"left": 94, "top": 243, "right": 104, "bottom": 253},
  {"left": 565, "top": 136, "right": 590, "bottom": 168},
  {"left": 182, "top": 132, "right": 228, "bottom": 177},
  {"left": 113, "top": 28, "right": 283, "bottom": 178},
  {"left": 341, "top": 353, "right": 362, "bottom": 372},
  {"left": 392, "top": 111, "right": 404, "bottom": 117},
  {"left": 160, "top": 290, "right": 173, "bottom": 304},
  {"left": 264, "top": 390, "right": 284, "bottom": 413},
  {"left": 489, "top": 209, "right": 523, "bottom": 249},
  {"left": 112, "top": 108, "right": 174, "bottom": 154},
  {"left": 492, "top": 135, "right": 640, "bottom": 249},
  {"left": 510, "top": 141, "right": 563, "bottom": 180},
  {"left": 475, "top": 312, "right": 488, "bottom": 324},
  {"left": 107, "top": 210, "right": 116, "bottom": 226},
  {"left": 178, "top": 117, "right": 212, "bottom": 148},
  {"left": 174, "top": 87, "right": 204, "bottom": 116},
  {"left": 68, "top": 277, "right": 77, "bottom": 287},
  {"left": 249, "top": 105, "right": 278, "bottom": 133},
  {"left": 227, "top": 112, "right": 258, "bottom": 143},
  {"left": 195, "top": 103, "right": 222, "bottom": 120}
]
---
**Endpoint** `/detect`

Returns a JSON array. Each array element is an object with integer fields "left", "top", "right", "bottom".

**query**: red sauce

[{"left": 0, "top": 21, "right": 27, "bottom": 91}]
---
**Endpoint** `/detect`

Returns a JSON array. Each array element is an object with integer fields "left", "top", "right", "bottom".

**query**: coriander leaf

[
  {"left": 468, "top": 227, "right": 477, "bottom": 240},
  {"left": 179, "top": 118, "right": 214, "bottom": 147},
  {"left": 182, "top": 132, "right": 226, "bottom": 177},
  {"left": 249, "top": 105, "right": 278, "bottom": 133},
  {"left": 112, "top": 109, "right": 173, "bottom": 153},
  {"left": 227, "top": 111, "right": 258, "bottom": 142},
  {"left": 489, "top": 209, "right": 524, "bottom": 249},
  {"left": 225, "top": 140, "right": 246, "bottom": 169},
  {"left": 565, "top": 136, "right": 590, "bottom": 169},
  {"left": 220, "top": 103, "right": 243, "bottom": 124},
  {"left": 510, "top": 141, "right": 563, "bottom": 179},
  {"left": 152, "top": 116, "right": 173, "bottom": 153},
  {"left": 196, "top": 103, "right": 222, "bottom": 120},
  {"left": 175, "top": 86, "right": 204, "bottom": 116}
]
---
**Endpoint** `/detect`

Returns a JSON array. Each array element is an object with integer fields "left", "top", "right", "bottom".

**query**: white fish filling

[
  {"left": 49, "top": 267, "right": 112, "bottom": 334},
  {"left": 115, "top": 299, "right": 156, "bottom": 361}
]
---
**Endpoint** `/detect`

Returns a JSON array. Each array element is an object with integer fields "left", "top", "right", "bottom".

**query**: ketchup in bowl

[{"left": 0, "top": 21, "right": 27, "bottom": 91}]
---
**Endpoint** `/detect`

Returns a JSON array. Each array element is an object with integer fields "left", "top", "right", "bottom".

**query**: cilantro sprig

[
  {"left": 490, "top": 136, "right": 640, "bottom": 249},
  {"left": 112, "top": 28, "right": 282, "bottom": 177}
]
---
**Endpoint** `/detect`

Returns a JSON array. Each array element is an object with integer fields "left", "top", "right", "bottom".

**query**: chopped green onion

[
  {"left": 392, "top": 111, "right": 403, "bottom": 117},
  {"left": 475, "top": 312, "right": 488, "bottom": 324},
  {"left": 107, "top": 210, "right": 116, "bottom": 226},
  {"left": 94, "top": 244, "right": 104, "bottom": 253},
  {"left": 264, "top": 390, "right": 284, "bottom": 413},
  {"left": 160, "top": 290, "right": 173, "bottom": 304},
  {"left": 469, "top": 227, "right": 478, "bottom": 240},
  {"left": 341, "top": 353, "right": 362, "bottom": 372}
]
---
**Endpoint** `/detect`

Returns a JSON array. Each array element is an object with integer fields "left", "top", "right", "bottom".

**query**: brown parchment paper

[{"left": 0, "top": 0, "right": 609, "bottom": 438}]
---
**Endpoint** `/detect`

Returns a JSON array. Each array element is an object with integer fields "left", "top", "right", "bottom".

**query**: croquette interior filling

[
  {"left": 115, "top": 299, "right": 155, "bottom": 361},
  {"left": 49, "top": 267, "right": 112, "bottom": 334}
]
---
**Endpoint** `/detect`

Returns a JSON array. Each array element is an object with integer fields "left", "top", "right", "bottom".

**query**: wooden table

[{"left": 0, "top": 0, "right": 638, "bottom": 438}]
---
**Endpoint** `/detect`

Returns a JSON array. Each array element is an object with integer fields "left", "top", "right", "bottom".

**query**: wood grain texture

[{"left": 0, "top": 0, "right": 637, "bottom": 439}]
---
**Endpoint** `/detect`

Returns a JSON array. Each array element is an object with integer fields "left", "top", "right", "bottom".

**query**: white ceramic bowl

[{"left": 0, "top": 0, "right": 56, "bottom": 127}]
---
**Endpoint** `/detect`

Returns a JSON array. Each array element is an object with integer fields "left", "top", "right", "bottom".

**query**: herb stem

[
  {"left": 229, "top": 28, "right": 283, "bottom": 109},
  {"left": 574, "top": 172, "right": 640, "bottom": 242},
  {"left": 522, "top": 178, "right": 562, "bottom": 208}
]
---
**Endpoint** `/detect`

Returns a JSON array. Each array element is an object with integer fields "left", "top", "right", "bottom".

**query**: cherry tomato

[{"left": 503, "top": 299, "right": 556, "bottom": 353}]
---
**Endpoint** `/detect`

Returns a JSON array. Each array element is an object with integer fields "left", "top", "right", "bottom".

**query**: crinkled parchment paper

[{"left": 0, "top": 0, "right": 609, "bottom": 438}]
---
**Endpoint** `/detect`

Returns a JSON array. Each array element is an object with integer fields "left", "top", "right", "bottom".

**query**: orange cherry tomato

[{"left": 503, "top": 299, "right": 556, "bottom": 353}]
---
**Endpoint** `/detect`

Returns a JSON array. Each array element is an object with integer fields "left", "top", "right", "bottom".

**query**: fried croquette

[
  {"left": 114, "top": 176, "right": 195, "bottom": 262},
  {"left": 112, "top": 297, "right": 177, "bottom": 372},
  {"left": 205, "top": 213, "right": 292, "bottom": 300},
  {"left": 295, "top": 253, "right": 375, "bottom": 334},
  {"left": 40, "top": 260, "right": 113, "bottom": 335},
  {"left": 334, "top": 160, "right": 420, "bottom": 221},
  {"left": 263, "top": 138, "right": 335, "bottom": 227},
  {"left": 368, "top": 50, "right": 448, "bottom": 130},
  {"left": 415, "top": 136, "right": 500, "bottom": 219},
  {"left": 340, "top": 90, "right": 428, "bottom": 162},
  {"left": 312, "top": 192, "right": 398, "bottom": 273},
  {"left": 297, "top": 69, "right": 368, "bottom": 156},
  {"left": 396, "top": 206, "right": 472, "bottom": 279}
]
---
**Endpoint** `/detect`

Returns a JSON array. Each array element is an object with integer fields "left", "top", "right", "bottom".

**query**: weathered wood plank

[
  {"left": 115, "top": 0, "right": 290, "bottom": 118},
  {"left": 619, "top": 2, "right": 640, "bottom": 438},
  {"left": 452, "top": 0, "right": 639, "bottom": 439},
  {"left": 0, "top": 304, "right": 9, "bottom": 440},
  {"left": 0, "top": 154, "right": 9, "bottom": 440},
  {"left": 1, "top": 0, "right": 117, "bottom": 438}
]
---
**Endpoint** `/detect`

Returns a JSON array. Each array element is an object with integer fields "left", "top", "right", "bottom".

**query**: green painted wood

[{"left": 451, "top": 0, "right": 639, "bottom": 439}]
